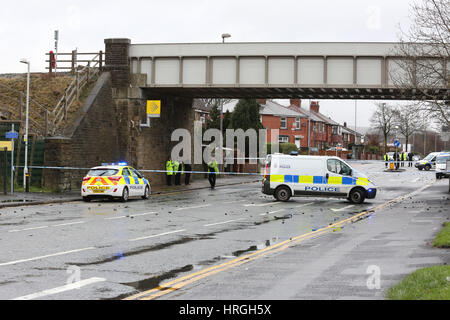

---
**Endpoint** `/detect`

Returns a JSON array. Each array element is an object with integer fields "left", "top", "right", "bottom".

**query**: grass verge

[
  {"left": 386, "top": 265, "right": 450, "bottom": 300},
  {"left": 434, "top": 222, "right": 450, "bottom": 248}
]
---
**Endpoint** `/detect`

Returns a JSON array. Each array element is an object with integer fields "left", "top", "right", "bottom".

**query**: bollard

[{"left": 25, "top": 173, "right": 30, "bottom": 193}]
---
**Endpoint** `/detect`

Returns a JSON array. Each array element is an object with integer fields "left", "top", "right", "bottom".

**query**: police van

[{"left": 262, "top": 154, "right": 377, "bottom": 204}]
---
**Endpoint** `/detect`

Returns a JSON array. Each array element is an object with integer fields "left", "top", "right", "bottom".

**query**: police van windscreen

[
  {"left": 423, "top": 153, "right": 436, "bottom": 161},
  {"left": 88, "top": 169, "right": 119, "bottom": 176}
]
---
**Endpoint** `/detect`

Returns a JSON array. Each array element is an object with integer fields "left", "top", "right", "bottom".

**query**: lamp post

[
  {"left": 20, "top": 59, "right": 30, "bottom": 192},
  {"left": 221, "top": 33, "right": 231, "bottom": 43}
]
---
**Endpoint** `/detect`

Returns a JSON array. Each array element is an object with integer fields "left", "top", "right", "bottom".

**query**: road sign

[
  {"left": 0, "top": 141, "right": 12, "bottom": 151},
  {"left": 146, "top": 100, "right": 161, "bottom": 118},
  {"left": 394, "top": 140, "right": 400, "bottom": 148},
  {"left": 6, "top": 131, "right": 18, "bottom": 139}
]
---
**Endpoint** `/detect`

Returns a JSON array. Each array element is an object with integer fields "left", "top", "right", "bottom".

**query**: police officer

[
  {"left": 174, "top": 160, "right": 182, "bottom": 186},
  {"left": 394, "top": 151, "right": 400, "bottom": 170},
  {"left": 207, "top": 158, "right": 219, "bottom": 189},
  {"left": 408, "top": 152, "right": 414, "bottom": 167},
  {"left": 384, "top": 153, "right": 390, "bottom": 168},
  {"left": 401, "top": 152, "right": 406, "bottom": 167},
  {"left": 184, "top": 162, "right": 192, "bottom": 185},
  {"left": 166, "top": 157, "right": 174, "bottom": 186}
]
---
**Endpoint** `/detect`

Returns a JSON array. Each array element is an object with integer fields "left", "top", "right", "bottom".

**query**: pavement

[
  {"left": 0, "top": 162, "right": 448, "bottom": 300},
  {"left": 0, "top": 175, "right": 260, "bottom": 208}
]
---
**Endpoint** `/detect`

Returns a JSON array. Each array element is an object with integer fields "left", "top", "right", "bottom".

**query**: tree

[
  {"left": 205, "top": 100, "right": 221, "bottom": 130},
  {"left": 370, "top": 102, "right": 395, "bottom": 154},
  {"left": 392, "top": 104, "right": 424, "bottom": 152},
  {"left": 230, "top": 99, "right": 263, "bottom": 131},
  {"left": 396, "top": 0, "right": 449, "bottom": 126}
]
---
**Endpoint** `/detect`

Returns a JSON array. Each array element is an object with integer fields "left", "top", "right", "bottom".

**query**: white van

[
  {"left": 435, "top": 153, "right": 450, "bottom": 179},
  {"left": 415, "top": 152, "right": 440, "bottom": 171},
  {"left": 262, "top": 154, "right": 377, "bottom": 204}
]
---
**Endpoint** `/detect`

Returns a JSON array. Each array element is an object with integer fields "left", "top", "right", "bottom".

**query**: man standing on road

[
  {"left": 166, "top": 157, "right": 174, "bottom": 186},
  {"left": 384, "top": 153, "right": 389, "bottom": 168},
  {"left": 208, "top": 158, "right": 219, "bottom": 189},
  {"left": 394, "top": 152, "right": 400, "bottom": 170},
  {"left": 184, "top": 162, "right": 192, "bottom": 185},
  {"left": 408, "top": 152, "right": 414, "bottom": 167}
]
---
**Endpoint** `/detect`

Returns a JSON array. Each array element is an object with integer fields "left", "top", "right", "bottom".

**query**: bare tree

[
  {"left": 392, "top": 104, "right": 424, "bottom": 152},
  {"left": 395, "top": 0, "right": 449, "bottom": 126},
  {"left": 370, "top": 102, "right": 396, "bottom": 154}
]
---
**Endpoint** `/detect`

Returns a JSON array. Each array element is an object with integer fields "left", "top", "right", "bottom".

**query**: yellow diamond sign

[{"left": 147, "top": 100, "right": 161, "bottom": 117}]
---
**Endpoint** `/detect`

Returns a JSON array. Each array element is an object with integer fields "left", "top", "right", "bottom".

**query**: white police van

[{"left": 262, "top": 154, "right": 377, "bottom": 204}]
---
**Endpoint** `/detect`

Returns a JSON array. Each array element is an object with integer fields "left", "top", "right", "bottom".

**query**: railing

[
  {"left": 45, "top": 50, "right": 103, "bottom": 75},
  {"left": 47, "top": 52, "right": 103, "bottom": 135}
]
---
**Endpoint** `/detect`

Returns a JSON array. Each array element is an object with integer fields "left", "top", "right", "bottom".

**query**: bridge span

[{"left": 116, "top": 40, "right": 449, "bottom": 100}]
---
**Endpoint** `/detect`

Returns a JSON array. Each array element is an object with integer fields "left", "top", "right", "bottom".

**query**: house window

[
  {"left": 280, "top": 117, "right": 287, "bottom": 129},
  {"left": 278, "top": 135, "right": 289, "bottom": 143},
  {"left": 295, "top": 118, "right": 300, "bottom": 129}
]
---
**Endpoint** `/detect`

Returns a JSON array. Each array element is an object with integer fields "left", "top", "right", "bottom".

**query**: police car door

[
  {"left": 326, "top": 159, "right": 353, "bottom": 195},
  {"left": 121, "top": 168, "right": 133, "bottom": 195},
  {"left": 130, "top": 168, "right": 144, "bottom": 196}
]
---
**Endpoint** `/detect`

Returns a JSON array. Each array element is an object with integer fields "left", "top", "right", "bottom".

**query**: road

[{"left": 0, "top": 162, "right": 447, "bottom": 300}]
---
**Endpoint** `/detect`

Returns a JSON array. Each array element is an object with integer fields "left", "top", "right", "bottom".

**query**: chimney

[
  {"left": 344, "top": 122, "right": 347, "bottom": 127},
  {"left": 310, "top": 101, "right": 319, "bottom": 113},
  {"left": 290, "top": 99, "right": 301, "bottom": 107},
  {"left": 257, "top": 99, "right": 267, "bottom": 105}
]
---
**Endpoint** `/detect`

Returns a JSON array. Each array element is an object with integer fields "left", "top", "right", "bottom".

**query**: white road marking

[
  {"left": 175, "top": 204, "right": 211, "bottom": 211},
  {"left": 104, "top": 211, "right": 157, "bottom": 220},
  {"left": 11, "top": 277, "right": 106, "bottom": 300},
  {"left": 204, "top": 218, "right": 244, "bottom": 227},
  {"left": 260, "top": 209, "right": 285, "bottom": 216},
  {"left": 244, "top": 202, "right": 281, "bottom": 207},
  {"left": 128, "top": 229, "right": 186, "bottom": 242},
  {"left": 9, "top": 226, "right": 49, "bottom": 233},
  {"left": 130, "top": 212, "right": 157, "bottom": 217},
  {"left": 411, "top": 177, "right": 420, "bottom": 183},
  {"left": 0, "top": 247, "right": 96, "bottom": 267},
  {"left": 295, "top": 202, "right": 314, "bottom": 208},
  {"left": 330, "top": 205, "right": 355, "bottom": 212},
  {"left": 223, "top": 200, "right": 247, "bottom": 204},
  {"left": 52, "top": 221, "right": 86, "bottom": 227}
]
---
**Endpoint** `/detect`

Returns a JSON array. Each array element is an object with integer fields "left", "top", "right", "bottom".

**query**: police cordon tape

[{"left": 16, "top": 165, "right": 263, "bottom": 176}]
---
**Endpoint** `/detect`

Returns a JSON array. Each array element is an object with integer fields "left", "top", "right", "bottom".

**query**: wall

[{"left": 43, "top": 72, "right": 121, "bottom": 191}]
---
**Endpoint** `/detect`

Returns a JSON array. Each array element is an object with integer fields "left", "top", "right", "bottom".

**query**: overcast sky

[{"left": 0, "top": 0, "right": 417, "bottom": 128}]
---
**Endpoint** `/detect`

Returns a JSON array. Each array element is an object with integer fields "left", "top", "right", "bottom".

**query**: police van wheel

[
  {"left": 424, "top": 165, "right": 431, "bottom": 171},
  {"left": 83, "top": 196, "right": 91, "bottom": 202},
  {"left": 275, "top": 186, "right": 291, "bottom": 202},
  {"left": 142, "top": 186, "right": 150, "bottom": 199},
  {"left": 349, "top": 188, "right": 365, "bottom": 204},
  {"left": 121, "top": 187, "right": 129, "bottom": 202}
]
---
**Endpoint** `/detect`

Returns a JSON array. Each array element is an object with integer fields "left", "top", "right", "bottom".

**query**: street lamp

[
  {"left": 20, "top": 59, "right": 30, "bottom": 192},
  {"left": 221, "top": 33, "right": 231, "bottom": 43}
]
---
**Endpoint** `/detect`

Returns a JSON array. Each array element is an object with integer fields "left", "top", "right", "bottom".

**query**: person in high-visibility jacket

[
  {"left": 174, "top": 160, "right": 183, "bottom": 186},
  {"left": 166, "top": 157, "right": 174, "bottom": 186},
  {"left": 207, "top": 158, "right": 219, "bottom": 189},
  {"left": 384, "top": 153, "right": 389, "bottom": 168}
]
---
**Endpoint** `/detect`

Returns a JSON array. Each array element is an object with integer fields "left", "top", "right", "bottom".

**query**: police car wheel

[
  {"left": 83, "top": 196, "right": 91, "bottom": 202},
  {"left": 275, "top": 186, "right": 291, "bottom": 202},
  {"left": 418, "top": 167, "right": 423, "bottom": 171},
  {"left": 121, "top": 187, "right": 129, "bottom": 202},
  {"left": 349, "top": 188, "right": 365, "bottom": 204},
  {"left": 142, "top": 186, "right": 150, "bottom": 199}
]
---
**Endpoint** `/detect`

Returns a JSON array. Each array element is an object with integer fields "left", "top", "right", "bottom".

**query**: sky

[{"left": 0, "top": 0, "right": 417, "bottom": 128}]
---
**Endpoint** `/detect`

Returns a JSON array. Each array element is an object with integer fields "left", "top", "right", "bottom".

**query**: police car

[
  {"left": 81, "top": 163, "right": 151, "bottom": 202},
  {"left": 262, "top": 154, "right": 377, "bottom": 204}
]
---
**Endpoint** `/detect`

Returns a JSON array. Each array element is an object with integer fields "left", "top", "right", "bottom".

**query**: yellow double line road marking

[{"left": 124, "top": 181, "right": 434, "bottom": 301}]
